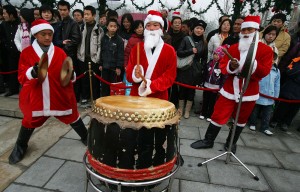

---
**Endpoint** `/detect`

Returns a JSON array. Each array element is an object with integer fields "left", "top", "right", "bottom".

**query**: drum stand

[
  {"left": 83, "top": 153, "right": 181, "bottom": 192},
  {"left": 197, "top": 57, "right": 259, "bottom": 181}
]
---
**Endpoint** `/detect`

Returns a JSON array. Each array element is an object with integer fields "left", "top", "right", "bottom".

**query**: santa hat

[
  {"left": 144, "top": 10, "right": 164, "bottom": 28},
  {"left": 172, "top": 11, "right": 181, "bottom": 18},
  {"left": 241, "top": 15, "right": 260, "bottom": 29},
  {"left": 31, "top": 19, "right": 54, "bottom": 35}
]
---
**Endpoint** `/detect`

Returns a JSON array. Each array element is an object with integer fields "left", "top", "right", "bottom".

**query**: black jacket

[
  {"left": 0, "top": 19, "right": 20, "bottom": 53},
  {"left": 177, "top": 35, "right": 208, "bottom": 85},
  {"left": 280, "top": 59, "right": 300, "bottom": 100},
  {"left": 57, "top": 16, "right": 81, "bottom": 57},
  {"left": 100, "top": 33, "right": 124, "bottom": 69}
]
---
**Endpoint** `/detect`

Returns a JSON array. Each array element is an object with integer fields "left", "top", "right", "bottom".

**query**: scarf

[{"left": 21, "top": 23, "right": 31, "bottom": 50}]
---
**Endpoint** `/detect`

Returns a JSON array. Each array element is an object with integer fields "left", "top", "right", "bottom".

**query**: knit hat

[
  {"left": 172, "top": 11, "right": 181, "bottom": 18},
  {"left": 192, "top": 19, "right": 207, "bottom": 30},
  {"left": 270, "top": 13, "right": 286, "bottom": 23},
  {"left": 144, "top": 10, "right": 164, "bottom": 28},
  {"left": 241, "top": 15, "right": 260, "bottom": 29},
  {"left": 20, "top": 8, "right": 34, "bottom": 24},
  {"left": 214, "top": 46, "right": 225, "bottom": 59},
  {"left": 31, "top": 19, "right": 54, "bottom": 35}
]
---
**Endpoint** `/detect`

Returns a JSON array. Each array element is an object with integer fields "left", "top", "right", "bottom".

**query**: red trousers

[
  {"left": 22, "top": 112, "right": 79, "bottom": 128},
  {"left": 211, "top": 95, "right": 256, "bottom": 127}
]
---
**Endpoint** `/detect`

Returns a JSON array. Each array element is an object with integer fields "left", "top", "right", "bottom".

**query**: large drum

[{"left": 86, "top": 95, "right": 180, "bottom": 191}]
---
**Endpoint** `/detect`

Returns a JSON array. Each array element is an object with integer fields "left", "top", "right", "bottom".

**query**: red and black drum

[{"left": 84, "top": 95, "right": 180, "bottom": 192}]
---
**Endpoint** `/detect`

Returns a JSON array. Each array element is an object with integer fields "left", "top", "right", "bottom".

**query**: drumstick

[
  {"left": 137, "top": 43, "right": 147, "bottom": 85},
  {"left": 221, "top": 47, "right": 235, "bottom": 61}
]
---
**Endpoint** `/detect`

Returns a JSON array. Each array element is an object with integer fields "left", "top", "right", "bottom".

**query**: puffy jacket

[
  {"left": 257, "top": 65, "right": 280, "bottom": 105},
  {"left": 77, "top": 23, "right": 104, "bottom": 64},
  {"left": 124, "top": 34, "right": 143, "bottom": 67},
  {"left": 100, "top": 33, "right": 124, "bottom": 69}
]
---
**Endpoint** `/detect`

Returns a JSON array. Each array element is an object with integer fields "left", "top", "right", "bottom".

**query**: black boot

[
  {"left": 9, "top": 126, "right": 35, "bottom": 164},
  {"left": 70, "top": 118, "right": 88, "bottom": 146},
  {"left": 224, "top": 126, "right": 244, "bottom": 154},
  {"left": 190, "top": 123, "right": 221, "bottom": 149}
]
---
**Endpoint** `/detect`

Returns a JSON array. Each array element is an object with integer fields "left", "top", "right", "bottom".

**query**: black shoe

[
  {"left": 191, "top": 139, "right": 214, "bottom": 149},
  {"left": 70, "top": 118, "right": 88, "bottom": 145},
  {"left": 269, "top": 121, "right": 277, "bottom": 128},
  {"left": 279, "top": 124, "right": 288, "bottom": 132},
  {"left": 4, "top": 91, "right": 14, "bottom": 97}
]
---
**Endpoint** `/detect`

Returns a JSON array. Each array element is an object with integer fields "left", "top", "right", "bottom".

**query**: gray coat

[{"left": 77, "top": 23, "right": 104, "bottom": 63}]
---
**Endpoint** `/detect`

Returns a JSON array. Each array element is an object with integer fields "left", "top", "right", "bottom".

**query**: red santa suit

[
  {"left": 126, "top": 38, "right": 177, "bottom": 100},
  {"left": 18, "top": 40, "right": 79, "bottom": 128},
  {"left": 210, "top": 39, "right": 273, "bottom": 127}
]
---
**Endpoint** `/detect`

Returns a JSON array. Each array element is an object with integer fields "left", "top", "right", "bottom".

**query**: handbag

[{"left": 177, "top": 36, "right": 195, "bottom": 69}]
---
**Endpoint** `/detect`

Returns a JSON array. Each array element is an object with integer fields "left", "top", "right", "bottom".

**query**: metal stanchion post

[{"left": 88, "top": 62, "right": 94, "bottom": 109}]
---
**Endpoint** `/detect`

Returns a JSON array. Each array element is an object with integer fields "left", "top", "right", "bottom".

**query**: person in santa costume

[
  {"left": 190, "top": 15, "right": 273, "bottom": 154},
  {"left": 126, "top": 10, "right": 177, "bottom": 101},
  {"left": 8, "top": 19, "right": 88, "bottom": 164}
]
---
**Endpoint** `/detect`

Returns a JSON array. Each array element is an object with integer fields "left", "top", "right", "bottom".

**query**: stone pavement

[{"left": 0, "top": 92, "right": 300, "bottom": 192}]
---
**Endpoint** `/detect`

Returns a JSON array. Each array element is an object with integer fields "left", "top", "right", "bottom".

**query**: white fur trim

[
  {"left": 211, "top": 121, "right": 223, "bottom": 127},
  {"left": 32, "top": 40, "right": 55, "bottom": 115},
  {"left": 31, "top": 23, "right": 54, "bottom": 35},
  {"left": 226, "top": 59, "right": 239, "bottom": 74},
  {"left": 233, "top": 76, "right": 241, "bottom": 102},
  {"left": 138, "top": 79, "right": 152, "bottom": 97},
  {"left": 144, "top": 15, "right": 164, "bottom": 28},
  {"left": 220, "top": 87, "right": 259, "bottom": 102},
  {"left": 251, "top": 60, "right": 257, "bottom": 74},
  {"left": 144, "top": 38, "right": 164, "bottom": 79},
  {"left": 26, "top": 67, "right": 35, "bottom": 80},
  {"left": 32, "top": 109, "right": 72, "bottom": 117},
  {"left": 241, "top": 21, "right": 259, "bottom": 29},
  {"left": 237, "top": 123, "right": 246, "bottom": 127},
  {"left": 71, "top": 72, "right": 76, "bottom": 83},
  {"left": 132, "top": 65, "right": 144, "bottom": 83}
]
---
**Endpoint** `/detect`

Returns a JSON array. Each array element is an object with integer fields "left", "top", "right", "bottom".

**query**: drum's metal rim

[{"left": 83, "top": 152, "right": 181, "bottom": 187}]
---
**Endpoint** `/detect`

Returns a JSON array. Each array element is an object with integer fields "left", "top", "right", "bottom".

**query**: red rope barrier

[
  {"left": 93, "top": 72, "right": 132, "bottom": 89},
  {"left": 0, "top": 70, "right": 18, "bottom": 75},
  {"left": 259, "top": 93, "right": 300, "bottom": 103},
  {"left": 76, "top": 72, "right": 86, "bottom": 80}
]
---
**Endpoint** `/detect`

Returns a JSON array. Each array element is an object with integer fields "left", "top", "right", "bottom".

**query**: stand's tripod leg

[
  {"left": 198, "top": 152, "right": 228, "bottom": 166},
  {"left": 85, "top": 171, "right": 89, "bottom": 192},
  {"left": 231, "top": 153, "right": 259, "bottom": 181}
]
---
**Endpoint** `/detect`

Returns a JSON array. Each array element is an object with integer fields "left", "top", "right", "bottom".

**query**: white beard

[
  {"left": 238, "top": 32, "right": 256, "bottom": 52},
  {"left": 144, "top": 29, "right": 163, "bottom": 50}
]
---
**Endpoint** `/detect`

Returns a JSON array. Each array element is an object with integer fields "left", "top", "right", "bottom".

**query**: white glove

[{"left": 138, "top": 79, "right": 152, "bottom": 97}]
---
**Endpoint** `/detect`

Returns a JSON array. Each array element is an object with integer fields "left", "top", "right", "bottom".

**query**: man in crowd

[
  {"left": 72, "top": 9, "right": 84, "bottom": 30},
  {"left": 190, "top": 15, "right": 273, "bottom": 154},
  {"left": 8, "top": 19, "right": 87, "bottom": 164},
  {"left": 57, "top": 0, "right": 81, "bottom": 102},
  {"left": 0, "top": 5, "right": 20, "bottom": 96},
  {"left": 77, "top": 6, "right": 104, "bottom": 105}
]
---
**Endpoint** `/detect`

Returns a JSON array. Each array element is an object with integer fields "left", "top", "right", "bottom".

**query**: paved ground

[{"left": 0, "top": 91, "right": 300, "bottom": 192}]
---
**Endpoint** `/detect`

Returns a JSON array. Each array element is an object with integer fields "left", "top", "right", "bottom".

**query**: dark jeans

[
  {"left": 78, "top": 60, "right": 101, "bottom": 101},
  {"left": 271, "top": 101, "right": 300, "bottom": 126},
  {"left": 201, "top": 90, "right": 218, "bottom": 118},
  {"left": 178, "top": 86, "right": 195, "bottom": 101},
  {"left": 169, "top": 84, "right": 179, "bottom": 107},
  {"left": 248, "top": 104, "right": 273, "bottom": 131}
]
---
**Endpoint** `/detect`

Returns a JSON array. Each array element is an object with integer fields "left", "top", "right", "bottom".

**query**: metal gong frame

[{"left": 83, "top": 153, "right": 181, "bottom": 192}]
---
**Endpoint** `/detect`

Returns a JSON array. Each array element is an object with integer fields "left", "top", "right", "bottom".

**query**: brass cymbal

[
  {"left": 38, "top": 52, "right": 48, "bottom": 83},
  {"left": 60, "top": 57, "right": 73, "bottom": 87}
]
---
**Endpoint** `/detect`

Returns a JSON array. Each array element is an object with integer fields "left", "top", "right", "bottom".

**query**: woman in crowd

[
  {"left": 177, "top": 19, "right": 208, "bottom": 119},
  {"left": 14, "top": 8, "right": 34, "bottom": 52},
  {"left": 207, "top": 18, "right": 232, "bottom": 60},
  {"left": 118, "top": 13, "right": 134, "bottom": 48},
  {"left": 39, "top": 4, "right": 61, "bottom": 46}
]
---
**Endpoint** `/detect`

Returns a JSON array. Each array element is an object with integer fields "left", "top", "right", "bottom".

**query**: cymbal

[
  {"left": 60, "top": 57, "right": 73, "bottom": 87},
  {"left": 38, "top": 52, "right": 48, "bottom": 83}
]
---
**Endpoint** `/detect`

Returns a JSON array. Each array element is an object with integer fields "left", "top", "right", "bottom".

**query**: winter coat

[
  {"left": 204, "top": 59, "right": 226, "bottom": 89},
  {"left": 177, "top": 35, "right": 208, "bottom": 86},
  {"left": 168, "top": 29, "right": 186, "bottom": 51},
  {"left": 14, "top": 24, "right": 31, "bottom": 52},
  {"left": 257, "top": 65, "right": 280, "bottom": 105},
  {"left": 124, "top": 34, "right": 143, "bottom": 67},
  {"left": 100, "top": 33, "right": 124, "bottom": 69},
  {"left": 278, "top": 42, "right": 300, "bottom": 73},
  {"left": 280, "top": 57, "right": 300, "bottom": 100},
  {"left": 0, "top": 19, "right": 20, "bottom": 53},
  {"left": 57, "top": 16, "right": 81, "bottom": 57},
  {"left": 77, "top": 23, "right": 104, "bottom": 64},
  {"left": 208, "top": 33, "right": 225, "bottom": 60}
]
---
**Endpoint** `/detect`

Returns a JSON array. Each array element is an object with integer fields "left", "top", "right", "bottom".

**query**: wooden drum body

[{"left": 87, "top": 96, "right": 180, "bottom": 182}]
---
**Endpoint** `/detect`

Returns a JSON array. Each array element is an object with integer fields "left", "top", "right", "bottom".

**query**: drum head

[
  {"left": 38, "top": 52, "right": 48, "bottom": 83},
  {"left": 91, "top": 96, "right": 179, "bottom": 129},
  {"left": 60, "top": 57, "right": 73, "bottom": 87}
]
